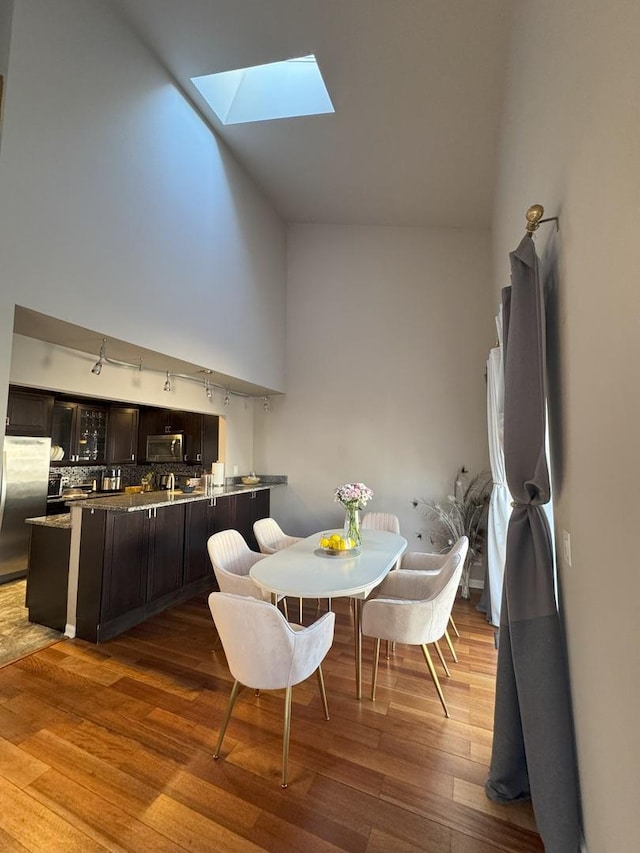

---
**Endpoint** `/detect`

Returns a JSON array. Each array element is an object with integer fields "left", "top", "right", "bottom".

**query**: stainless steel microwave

[{"left": 146, "top": 434, "right": 183, "bottom": 463}]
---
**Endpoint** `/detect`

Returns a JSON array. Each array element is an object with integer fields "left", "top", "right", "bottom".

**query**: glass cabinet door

[
  {"left": 76, "top": 406, "right": 107, "bottom": 462},
  {"left": 51, "top": 402, "right": 76, "bottom": 463}
]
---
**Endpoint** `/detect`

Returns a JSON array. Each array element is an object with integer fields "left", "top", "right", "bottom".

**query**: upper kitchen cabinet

[
  {"left": 138, "top": 408, "right": 219, "bottom": 465},
  {"left": 106, "top": 406, "right": 139, "bottom": 464},
  {"left": 6, "top": 387, "right": 54, "bottom": 436},
  {"left": 51, "top": 401, "right": 107, "bottom": 464}
]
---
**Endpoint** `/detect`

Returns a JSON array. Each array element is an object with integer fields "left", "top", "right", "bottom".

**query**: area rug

[{"left": 0, "top": 579, "right": 63, "bottom": 667}]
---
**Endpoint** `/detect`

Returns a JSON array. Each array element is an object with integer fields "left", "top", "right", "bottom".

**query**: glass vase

[{"left": 343, "top": 505, "right": 362, "bottom": 547}]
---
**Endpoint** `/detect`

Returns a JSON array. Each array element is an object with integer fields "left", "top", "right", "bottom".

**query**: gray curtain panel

[{"left": 485, "top": 235, "right": 581, "bottom": 853}]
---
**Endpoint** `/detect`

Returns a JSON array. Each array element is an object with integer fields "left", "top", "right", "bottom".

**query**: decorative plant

[{"left": 412, "top": 469, "right": 492, "bottom": 599}]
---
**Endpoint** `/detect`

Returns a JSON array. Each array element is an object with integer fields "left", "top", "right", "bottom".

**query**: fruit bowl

[
  {"left": 318, "top": 533, "right": 360, "bottom": 556},
  {"left": 241, "top": 476, "right": 261, "bottom": 486}
]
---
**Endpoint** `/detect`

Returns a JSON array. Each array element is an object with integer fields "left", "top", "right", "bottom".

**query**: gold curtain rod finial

[{"left": 525, "top": 204, "right": 545, "bottom": 233}]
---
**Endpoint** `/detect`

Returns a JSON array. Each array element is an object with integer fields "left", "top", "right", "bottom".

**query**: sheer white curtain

[{"left": 485, "top": 309, "right": 511, "bottom": 627}]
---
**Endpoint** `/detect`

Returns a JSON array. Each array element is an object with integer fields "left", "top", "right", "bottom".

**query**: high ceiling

[
  {"left": 14, "top": 1, "right": 515, "bottom": 393},
  {"left": 113, "top": 0, "right": 514, "bottom": 228}
]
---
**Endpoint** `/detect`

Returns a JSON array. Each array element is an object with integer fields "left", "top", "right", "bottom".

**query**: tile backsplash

[{"left": 51, "top": 462, "right": 206, "bottom": 489}]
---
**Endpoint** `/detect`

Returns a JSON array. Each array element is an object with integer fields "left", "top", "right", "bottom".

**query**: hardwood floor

[{"left": 0, "top": 592, "right": 542, "bottom": 852}]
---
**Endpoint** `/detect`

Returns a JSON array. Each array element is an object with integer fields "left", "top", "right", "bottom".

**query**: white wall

[
  {"left": 493, "top": 3, "right": 640, "bottom": 850},
  {"left": 257, "top": 224, "right": 494, "bottom": 550},
  {"left": 0, "top": 0, "right": 286, "bottom": 446}
]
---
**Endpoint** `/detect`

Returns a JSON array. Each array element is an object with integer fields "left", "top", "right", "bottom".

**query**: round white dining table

[{"left": 250, "top": 528, "right": 407, "bottom": 699}]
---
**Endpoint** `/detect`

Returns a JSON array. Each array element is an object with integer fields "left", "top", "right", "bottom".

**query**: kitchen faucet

[{"left": 167, "top": 472, "right": 175, "bottom": 492}]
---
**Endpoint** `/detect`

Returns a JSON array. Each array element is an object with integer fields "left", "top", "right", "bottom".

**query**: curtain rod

[{"left": 525, "top": 203, "right": 559, "bottom": 234}]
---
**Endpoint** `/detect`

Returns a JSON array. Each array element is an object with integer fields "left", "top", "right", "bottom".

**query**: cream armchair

[
  {"left": 253, "top": 517, "right": 304, "bottom": 621},
  {"left": 208, "top": 592, "right": 335, "bottom": 788},
  {"left": 361, "top": 512, "right": 401, "bottom": 534},
  {"left": 253, "top": 517, "right": 302, "bottom": 554},
  {"left": 361, "top": 535, "right": 468, "bottom": 717},
  {"left": 399, "top": 536, "right": 469, "bottom": 661},
  {"left": 207, "top": 529, "right": 291, "bottom": 618}
]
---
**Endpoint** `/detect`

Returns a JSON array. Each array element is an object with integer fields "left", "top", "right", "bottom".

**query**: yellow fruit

[
  {"left": 320, "top": 537, "right": 330, "bottom": 548},
  {"left": 330, "top": 534, "right": 341, "bottom": 543}
]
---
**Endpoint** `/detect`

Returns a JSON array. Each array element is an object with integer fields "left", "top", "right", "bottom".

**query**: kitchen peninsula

[{"left": 26, "top": 479, "right": 285, "bottom": 643}]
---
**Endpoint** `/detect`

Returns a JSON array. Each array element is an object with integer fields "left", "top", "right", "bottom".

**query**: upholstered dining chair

[
  {"left": 361, "top": 511, "right": 401, "bottom": 535},
  {"left": 399, "top": 537, "right": 468, "bottom": 662},
  {"left": 361, "top": 512, "right": 402, "bottom": 649},
  {"left": 253, "top": 517, "right": 302, "bottom": 554},
  {"left": 361, "top": 535, "right": 468, "bottom": 717},
  {"left": 253, "top": 517, "right": 304, "bottom": 621},
  {"left": 208, "top": 591, "right": 335, "bottom": 788},
  {"left": 207, "top": 529, "right": 289, "bottom": 618}
]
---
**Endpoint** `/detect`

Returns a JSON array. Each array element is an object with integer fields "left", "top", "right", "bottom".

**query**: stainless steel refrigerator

[{"left": 0, "top": 436, "right": 51, "bottom": 583}]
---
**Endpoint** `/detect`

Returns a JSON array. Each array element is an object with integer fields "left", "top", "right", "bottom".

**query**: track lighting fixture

[
  {"left": 84, "top": 341, "right": 273, "bottom": 406},
  {"left": 91, "top": 338, "right": 107, "bottom": 375}
]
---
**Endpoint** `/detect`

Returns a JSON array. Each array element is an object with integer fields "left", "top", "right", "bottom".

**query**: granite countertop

[
  {"left": 26, "top": 513, "right": 72, "bottom": 529},
  {"left": 68, "top": 480, "right": 286, "bottom": 513}
]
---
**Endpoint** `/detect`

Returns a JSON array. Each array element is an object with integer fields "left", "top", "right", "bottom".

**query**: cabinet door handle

[
  {"left": 131, "top": 454, "right": 135, "bottom": 461},
  {"left": 196, "top": 453, "right": 201, "bottom": 461}
]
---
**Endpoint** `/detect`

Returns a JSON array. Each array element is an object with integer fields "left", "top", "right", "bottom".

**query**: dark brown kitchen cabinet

[
  {"left": 6, "top": 387, "right": 54, "bottom": 436},
  {"left": 51, "top": 401, "right": 107, "bottom": 464},
  {"left": 138, "top": 407, "right": 219, "bottom": 464},
  {"left": 106, "top": 406, "right": 139, "bottom": 464},
  {"left": 76, "top": 502, "right": 190, "bottom": 643},
  {"left": 77, "top": 509, "right": 147, "bottom": 640},
  {"left": 183, "top": 494, "right": 233, "bottom": 585},
  {"left": 146, "top": 504, "right": 185, "bottom": 603},
  {"left": 201, "top": 415, "right": 220, "bottom": 467},
  {"left": 230, "top": 489, "right": 270, "bottom": 550},
  {"left": 137, "top": 408, "right": 186, "bottom": 461}
]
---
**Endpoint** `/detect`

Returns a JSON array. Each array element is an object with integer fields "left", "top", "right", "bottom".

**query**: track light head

[
  {"left": 224, "top": 388, "right": 230, "bottom": 407},
  {"left": 164, "top": 371, "right": 172, "bottom": 392},
  {"left": 91, "top": 338, "right": 107, "bottom": 375}
]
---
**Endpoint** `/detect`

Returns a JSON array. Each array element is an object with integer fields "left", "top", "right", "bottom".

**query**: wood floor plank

[
  {"left": 0, "top": 736, "right": 49, "bottom": 788},
  {"left": 0, "top": 776, "right": 109, "bottom": 853}
]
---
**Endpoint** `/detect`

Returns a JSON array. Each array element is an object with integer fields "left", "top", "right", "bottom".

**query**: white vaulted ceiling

[
  {"left": 12, "top": 1, "right": 515, "bottom": 392},
  {"left": 113, "top": 0, "right": 514, "bottom": 228}
]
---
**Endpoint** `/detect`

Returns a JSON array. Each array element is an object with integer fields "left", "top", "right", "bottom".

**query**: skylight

[{"left": 191, "top": 54, "right": 335, "bottom": 125}]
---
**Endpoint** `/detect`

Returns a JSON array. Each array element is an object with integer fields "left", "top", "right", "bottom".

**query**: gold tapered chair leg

[
  {"left": 444, "top": 628, "right": 458, "bottom": 662},
  {"left": 421, "top": 644, "right": 450, "bottom": 718},
  {"left": 385, "top": 639, "right": 390, "bottom": 659},
  {"left": 281, "top": 685, "right": 293, "bottom": 788},
  {"left": 214, "top": 679, "right": 242, "bottom": 759},
  {"left": 316, "top": 665, "right": 330, "bottom": 720},
  {"left": 282, "top": 598, "right": 289, "bottom": 620},
  {"left": 371, "top": 638, "right": 381, "bottom": 700},
  {"left": 449, "top": 615, "right": 460, "bottom": 637},
  {"left": 433, "top": 640, "right": 451, "bottom": 677}
]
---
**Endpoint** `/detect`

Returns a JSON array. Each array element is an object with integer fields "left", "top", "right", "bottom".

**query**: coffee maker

[{"left": 101, "top": 468, "right": 122, "bottom": 491}]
